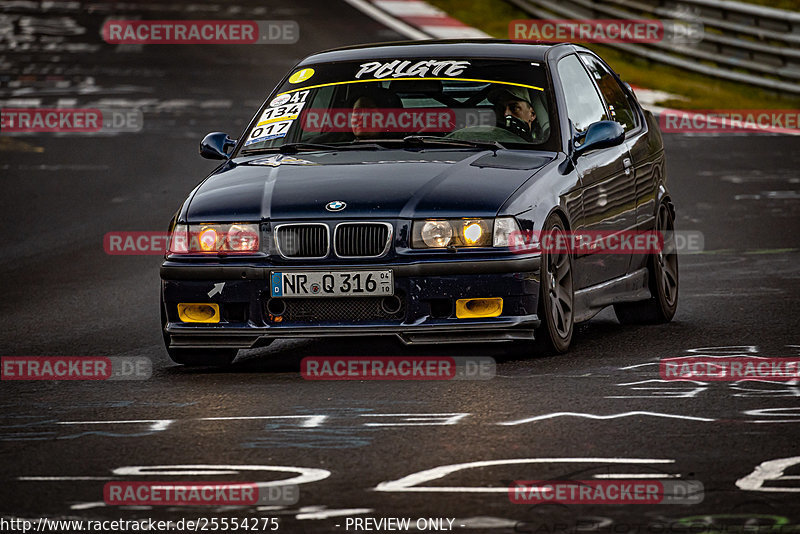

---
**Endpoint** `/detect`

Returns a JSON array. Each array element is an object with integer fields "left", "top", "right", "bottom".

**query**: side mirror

[
  {"left": 574, "top": 120, "right": 625, "bottom": 156},
  {"left": 200, "top": 132, "right": 236, "bottom": 160}
]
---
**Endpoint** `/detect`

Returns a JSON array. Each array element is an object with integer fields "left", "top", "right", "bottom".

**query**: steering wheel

[{"left": 499, "top": 115, "right": 533, "bottom": 142}]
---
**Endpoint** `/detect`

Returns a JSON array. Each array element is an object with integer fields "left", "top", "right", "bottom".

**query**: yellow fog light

[
  {"left": 177, "top": 303, "right": 220, "bottom": 323},
  {"left": 456, "top": 298, "right": 503, "bottom": 318}
]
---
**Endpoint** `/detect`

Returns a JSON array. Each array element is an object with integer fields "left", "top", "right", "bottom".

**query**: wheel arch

[
  {"left": 545, "top": 206, "right": 572, "bottom": 231},
  {"left": 655, "top": 184, "right": 675, "bottom": 221}
]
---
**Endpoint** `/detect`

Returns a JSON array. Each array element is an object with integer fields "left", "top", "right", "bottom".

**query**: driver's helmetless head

[
  {"left": 489, "top": 86, "right": 536, "bottom": 129},
  {"left": 350, "top": 87, "right": 401, "bottom": 139},
  {"left": 351, "top": 95, "right": 379, "bottom": 139}
]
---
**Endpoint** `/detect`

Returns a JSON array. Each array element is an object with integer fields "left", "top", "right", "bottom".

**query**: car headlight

[
  {"left": 420, "top": 220, "right": 454, "bottom": 248},
  {"left": 227, "top": 224, "right": 260, "bottom": 251},
  {"left": 462, "top": 220, "right": 489, "bottom": 246},
  {"left": 167, "top": 223, "right": 260, "bottom": 255},
  {"left": 412, "top": 217, "right": 519, "bottom": 249},
  {"left": 198, "top": 226, "right": 219, "bottom": 252}
]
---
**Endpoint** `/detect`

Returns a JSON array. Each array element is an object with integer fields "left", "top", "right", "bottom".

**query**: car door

[
  {"left": 557, "top": 53, "right": 635, "bottom": 289},
  {"left": 579, "top": 52, "right": 654, "bottom": 275}
]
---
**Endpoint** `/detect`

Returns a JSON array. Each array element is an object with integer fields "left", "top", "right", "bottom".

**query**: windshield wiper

[
  {"left": 241, "top": 143, "right": 338, "bottom": 155},
  {"left": 402, "top": 135, "right": 504, "bottom": 152},
  {"left": 240, "top": 136, "right": 503, "bottom": 156},
  {"left": 241, "top": 141, "right": 385, "bottom": 156}
]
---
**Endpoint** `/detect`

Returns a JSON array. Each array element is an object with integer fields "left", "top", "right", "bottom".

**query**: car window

[
  {"left": 556, "top": 54, "right": 608, "bottom": 135},
  {"left": 238, "top": 59, "right": 557, "bottom": 153},
  {"left": 579, "top": 53, "right": 638, "bottom": 131}
]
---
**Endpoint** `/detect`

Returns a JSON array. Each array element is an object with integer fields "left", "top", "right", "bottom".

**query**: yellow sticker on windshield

[{"left": 289, "top": 68, "right": 315, "bottom": 84}]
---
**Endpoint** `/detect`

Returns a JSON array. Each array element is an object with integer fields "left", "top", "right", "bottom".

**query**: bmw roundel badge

[{"left": 326, "top": 200, "right": 346, "bottom": 211}]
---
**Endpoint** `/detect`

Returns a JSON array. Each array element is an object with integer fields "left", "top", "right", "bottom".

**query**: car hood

[{"left": 185, "top": 149, "right": 553, "bottom": 222}]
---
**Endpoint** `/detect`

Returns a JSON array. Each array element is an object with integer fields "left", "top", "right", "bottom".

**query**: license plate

[{"left": 270, "top": 270, "right": 393, "bottom": 298}]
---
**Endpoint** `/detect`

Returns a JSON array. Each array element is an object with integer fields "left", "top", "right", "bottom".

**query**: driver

[
  {"left": 488, "top": 85, "right": 537, "bottom": 142},
  {"left": 351, "top": 87, "right": 402, "bottom": 140}
]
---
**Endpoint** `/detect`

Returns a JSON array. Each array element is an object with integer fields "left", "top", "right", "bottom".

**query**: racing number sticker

[
  {"left": 257, "top": 103, "right": 305, "bottom": 125},
  {"left": 245, "top": 120, "right": 293, "bottom": 145},
  {"left": 245, "top": 91, "right": 310, "bottom": 146}
]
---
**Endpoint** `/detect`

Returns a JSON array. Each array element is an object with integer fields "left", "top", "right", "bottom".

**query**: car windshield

[{"left": 238, "top": 58, "right": 553, "bottom": 153}]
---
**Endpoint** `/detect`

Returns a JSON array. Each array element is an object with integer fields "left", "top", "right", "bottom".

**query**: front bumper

[{"left": 161, "top": 255, "right": 542, "bottom": 347}]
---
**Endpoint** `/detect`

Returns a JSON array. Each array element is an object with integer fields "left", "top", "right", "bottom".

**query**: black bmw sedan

[{"left": 160, "top": 40, "right": 678, "bottom": 366}]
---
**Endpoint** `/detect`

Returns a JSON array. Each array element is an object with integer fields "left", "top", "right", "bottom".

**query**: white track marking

[
  {"left": 297, "top": 506, "right": 374, "bottom": 520},
  {"left": 375, "top": 458, "right": 674, "bottom": 493},
  {"left": 17, "top": 477, "right": 118, "bottom": 482},
  {"left": 68, "top": 464, "right": 331, "bottom": 510},
  {"left": 615, "top": 379, "right": 707, "bottom": 386},
  {"left": 619, "top": 363, "right": 660, "bottom": 370},
  {"left": 360, "top": 413, "right": 468, "bottom": 426},
  {"left": 200, "top": 415, "right": 328, "bottom": 427},
  {"left": 111, "top": 465, "right": 330, "bottom": 486},
  {"left": 744, "top": 407, "right": 800, "bottom": 423},
  {"left": 498, "top": 412, "right": 715, "bottom": 425},
  {"left": 70, "top": 502, "right": 106, "bottom": 510},
  {"left": 686, "top": 345, "right": 759, "bottom": 355},
  {"left": 593, "top": 473, "right": 681, "bottom": 480},
  {"left": 58, "top": 419, "right": 174, "bottom": 432},
  {"left": 737, "top": 457, "right": 800, "bottom": 492}
]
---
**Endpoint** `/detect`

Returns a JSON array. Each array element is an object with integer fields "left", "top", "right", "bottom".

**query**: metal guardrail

[{"left": 507, "top": 0, "right": 800, "bottom": 94}]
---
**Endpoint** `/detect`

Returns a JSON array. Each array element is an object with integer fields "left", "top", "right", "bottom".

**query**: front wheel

[
  {"left": 614, "top": 202, "right": 679, "bottom": 324},
  {"left": 533, "top": 215, "right": 574, "bottom": 354}
]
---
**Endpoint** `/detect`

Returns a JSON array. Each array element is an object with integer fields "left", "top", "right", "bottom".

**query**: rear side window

[
  {"left": 579, "top": 53, "right": 638, "bottom": 131},
  {"left": 556, "top": 54, "right": 608, "bottom": 134}
]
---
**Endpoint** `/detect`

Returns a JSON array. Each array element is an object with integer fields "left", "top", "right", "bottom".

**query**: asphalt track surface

[{"left": 2, "top": 1, "right": 800, "bottom": 533}]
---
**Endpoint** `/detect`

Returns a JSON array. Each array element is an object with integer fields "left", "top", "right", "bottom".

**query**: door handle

[{"left": 623, "top": 157, "right": 632, "bottom": 176}]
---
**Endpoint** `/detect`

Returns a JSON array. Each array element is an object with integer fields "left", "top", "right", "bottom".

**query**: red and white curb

[
  {"left": 628, "top": 85, "right": 683, "bottom": 109},
  {"left": 629, "top": 86, "right": 800, "bottom": 135},
  {"left": 345, "top": 0, "right": 489, "bottom": 39},
  {"left": 345, "top": 0, "right": 799, "bottom": 136}
]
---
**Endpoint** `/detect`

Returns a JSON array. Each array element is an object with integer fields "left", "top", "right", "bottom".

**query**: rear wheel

[
  {"left": 614, "top": 202, "right": 679, "bottom": 324},
  {"left": 533, "top": 215, "right": 574, "bottom": 354}
]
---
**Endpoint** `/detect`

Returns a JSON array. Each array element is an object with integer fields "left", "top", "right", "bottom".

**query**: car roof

[{"left": 297, "top": 39, "right": 573, "bottom": 66}]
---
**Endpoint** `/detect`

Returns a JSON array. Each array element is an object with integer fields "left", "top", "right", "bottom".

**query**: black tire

[
  {"left": 160, "top": 294, "right": 237, "bottom": 366},
  {"left": 614, "top": 202, "right": 679, "bottom": 324},
  {"left": 533, "top": 214, "right": 574, "bottom": 354}
]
